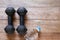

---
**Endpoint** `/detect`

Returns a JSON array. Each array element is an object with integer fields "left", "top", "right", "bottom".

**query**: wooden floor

[{"left": 0, "top": 0, "right": 60, "bottom": 40}]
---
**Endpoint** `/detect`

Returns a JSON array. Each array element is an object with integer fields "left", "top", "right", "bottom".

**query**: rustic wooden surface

[{"left": 0, "top": 0, "right": 60, "bottom": 40}]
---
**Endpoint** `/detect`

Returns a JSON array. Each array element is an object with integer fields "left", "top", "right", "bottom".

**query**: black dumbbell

[
  {"left": 4, "top": 7, "right": 15, "bottom": 34},
  {"left": 16, "top": 7, "right": 27, "bottom": 35}
]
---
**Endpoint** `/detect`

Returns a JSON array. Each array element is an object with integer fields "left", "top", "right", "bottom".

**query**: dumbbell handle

[
  {"left": 8, "top": 16, "right": 13, "bottom": 25},
  {"left": 20, "top": 16, "right": 25, "bottom": 25}
]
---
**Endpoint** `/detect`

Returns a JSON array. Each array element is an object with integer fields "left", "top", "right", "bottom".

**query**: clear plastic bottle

[{"left": 25, "top": 26, "right": 41, "bottom": 40}]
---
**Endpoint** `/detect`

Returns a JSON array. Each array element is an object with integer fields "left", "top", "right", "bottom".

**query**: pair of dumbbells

[{"left": 4, "top": 7, "right": 27, "bottom": 35}]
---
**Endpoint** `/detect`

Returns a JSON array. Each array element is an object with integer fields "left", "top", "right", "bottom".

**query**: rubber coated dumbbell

[
  {"left": 16, "top": 7, "right": 27, "bottom": 35},
  {"left": 4, "top": 7, "right": 15, "bottom": 34}
]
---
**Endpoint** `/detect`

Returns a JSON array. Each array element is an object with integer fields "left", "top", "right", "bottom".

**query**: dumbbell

[
  {"left": 4, "top": 7, "right": 15, "bottom": 34},
  {"left": 16, "top": 7, "right": 27, "bottom": 35}
]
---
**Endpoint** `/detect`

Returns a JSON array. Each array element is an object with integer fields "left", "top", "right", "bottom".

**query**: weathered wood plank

[
  {"left": 0, "top": 33, "right": 60, "bottom": 40},
  {"left": 0, "top": 20, "right": 60, "bottom": 33},
  {"left": 0, "top": 0, "right": 60, "bottom": 8},
  {"left": 0, "top": 7, "right": 60, "bottom": 20}
]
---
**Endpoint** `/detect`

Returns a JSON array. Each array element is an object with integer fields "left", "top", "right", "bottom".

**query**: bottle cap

[{"left": 36, "top": 26, "right": 41, "bottom": 32}]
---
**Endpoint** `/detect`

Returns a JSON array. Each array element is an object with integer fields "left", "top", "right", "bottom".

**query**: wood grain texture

[
  {"left": 0, "top": 0, "right": 60, "bottom": 8},
  {"left": 0, "top": 7, "right": 60, "bottom": 20},
  {"left": 0, "top": 20, "right": 60, "bottom": 40},
  {"left": 0, "top": 0, "right": 60, "bottom": 40},
  {"left": 0, "top": 20, "right": 60, "bottom": 33},
  {"left": 0, "top": 0, "right": 60, "bottom": 20},
  {"left": 0, "top": 33, "right": 60, "bottom": 40}
]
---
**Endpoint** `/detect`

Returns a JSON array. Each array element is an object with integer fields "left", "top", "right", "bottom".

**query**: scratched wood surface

[{"left": 0, "top": 0, "right": 60, "bottom": 40}]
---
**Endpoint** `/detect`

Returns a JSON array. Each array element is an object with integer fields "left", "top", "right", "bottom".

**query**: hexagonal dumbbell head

[
  {"left": 5, "top": 7, "right": 15, "bottom": 16},
  {"left": 17, "top": 7, "right": 27, "bottom": 16},
  {"left": 4, "top": 25, "right": 15, "bottom": 34},
  {"left": 16, "top": 25, "right": 27, "bottom": 35}
]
